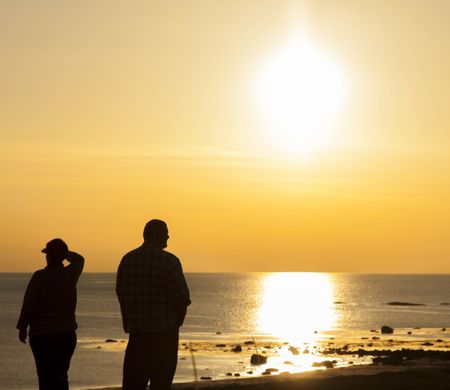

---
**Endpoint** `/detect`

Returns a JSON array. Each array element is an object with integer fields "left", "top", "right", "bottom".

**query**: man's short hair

[{"left": 143, "top": 219, "right": 168, "bottom": 241}]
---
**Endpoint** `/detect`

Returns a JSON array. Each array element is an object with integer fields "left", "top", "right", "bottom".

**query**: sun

[{"left": 254, "top": 36, "right": 347, "bottom": 157}]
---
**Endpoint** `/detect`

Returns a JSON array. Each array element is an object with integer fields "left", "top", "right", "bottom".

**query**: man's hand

[
  {"left": 177, "top": 307, "right": 188, "bottom": 327},
  {"left": 18, "top": 329, "right": 27, "bottom": 344},
  {"left": 65, "top": 251, "right": 84, "bottom": 264}
]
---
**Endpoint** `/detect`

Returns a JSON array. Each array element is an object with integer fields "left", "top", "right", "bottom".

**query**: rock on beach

[
  {"left": 381, "top": 326, "right": 394, "bottom": 334},
  {"left": 250, "top": 354, "right": 268, "bottom": 365}
]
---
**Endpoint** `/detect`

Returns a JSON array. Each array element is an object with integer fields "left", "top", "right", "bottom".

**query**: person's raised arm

[{"left": 65, "top": 251, "right": 85, "bottom": 282}]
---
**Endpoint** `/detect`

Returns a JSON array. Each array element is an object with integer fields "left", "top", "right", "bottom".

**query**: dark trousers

[
  {"left": 123, "top": 327, "right": 179, "bottom": 390},
  {"left": 29, "top": 331, "right": 77, "bottom": 390}
]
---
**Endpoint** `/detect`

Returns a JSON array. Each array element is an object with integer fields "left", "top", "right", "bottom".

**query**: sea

[{"left": 1, "top": 273, "right": 449, "bottom": 390}]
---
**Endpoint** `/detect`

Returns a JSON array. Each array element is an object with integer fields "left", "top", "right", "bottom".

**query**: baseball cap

[{"left": 41, "top": 238, "right": 69, "bottom": 259}]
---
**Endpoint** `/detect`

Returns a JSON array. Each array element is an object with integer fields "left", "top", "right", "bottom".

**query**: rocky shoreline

[
  {"left": 95, "top": 360, "right": 450, "bottom": 390},
  {"left": 88, "top": 326, "right": 450, "bottom": 389}
]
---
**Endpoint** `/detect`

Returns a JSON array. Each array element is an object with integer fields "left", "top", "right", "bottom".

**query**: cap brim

[{"left": 41, "top": 248, "right": 47, "bottom": 253}]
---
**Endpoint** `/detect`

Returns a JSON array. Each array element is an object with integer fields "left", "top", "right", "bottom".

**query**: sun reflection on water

[{"left": 257, "top": 273, "right": 337, "bottom": 344}]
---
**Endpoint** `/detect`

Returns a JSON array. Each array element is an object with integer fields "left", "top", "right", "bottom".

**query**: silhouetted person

[
  {"left": 17, "top": 239, "right": 84, "bottom": 390},
  {"left": 116, "top": 219, "right": 191, "bottom": 390}
]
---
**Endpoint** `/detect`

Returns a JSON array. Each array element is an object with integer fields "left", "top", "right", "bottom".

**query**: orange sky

[{"left": 1, "top": 1, "right": 449, "bottom": 272}]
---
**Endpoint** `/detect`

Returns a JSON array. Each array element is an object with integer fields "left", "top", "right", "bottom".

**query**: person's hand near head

[{"left": 65, "top": 250, "right": 84, "bottom": 264}]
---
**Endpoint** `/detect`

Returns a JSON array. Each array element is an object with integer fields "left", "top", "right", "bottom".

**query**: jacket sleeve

[{"left": 16, "top": 272, "right": 40, "bottom": 331}]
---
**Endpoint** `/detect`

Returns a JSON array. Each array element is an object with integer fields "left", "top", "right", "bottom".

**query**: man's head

[
  {"left": 143, "top": 219, "right": 169, "bottom": 248},
  {"left": 42, "top": 238, "right": 68, "bottom": 265}
]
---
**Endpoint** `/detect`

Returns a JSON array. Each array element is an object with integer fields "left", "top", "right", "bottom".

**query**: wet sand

[
  {"left": 91, "top": 327, "right": 450, "bottom": 389},
  {"left": 97, "top": 360, "right": 450, "bottom": 390}
]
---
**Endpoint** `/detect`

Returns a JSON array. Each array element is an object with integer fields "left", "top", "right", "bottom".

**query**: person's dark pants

[
  {"left": 29, "top": 331, "right": 77, "bottom": 390},
  {"left": 123, "top": 327, "right": 179, "bottom": 390}
]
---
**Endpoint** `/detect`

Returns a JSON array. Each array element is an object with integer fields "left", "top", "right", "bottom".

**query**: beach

[
  {"left": 97, "top": 361, "right": 450, "bottom": 390},
  {"left": 81, "top": 324, "right": 450, "bottom": 384},
  {"left": 92, "top": 327, "right": 450, "bottom": 390}
]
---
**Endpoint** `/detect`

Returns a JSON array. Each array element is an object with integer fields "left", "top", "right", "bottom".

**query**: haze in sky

[{"left": 1, "top": 1, "right": 449, "bottom": 272}]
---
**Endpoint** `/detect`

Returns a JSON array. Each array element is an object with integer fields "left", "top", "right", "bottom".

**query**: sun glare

[
  {"left": 257, "top": 273, "right": 336, "bottom": 343},
  {"left": 255, "top": 36, "right": 347, "bottom": 157}
]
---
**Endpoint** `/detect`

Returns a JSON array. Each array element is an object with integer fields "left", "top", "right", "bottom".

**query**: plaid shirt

[{"left": 116, "top": 243, "right": 191, "bottom": 333}]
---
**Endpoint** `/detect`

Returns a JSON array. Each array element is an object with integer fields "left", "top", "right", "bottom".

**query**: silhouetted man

[
  {"left": 116, "top": 219, "right": 191, "bottom": 390},
  {"left": 17, "top": 238, "right": 84, "bottom": 390}
]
